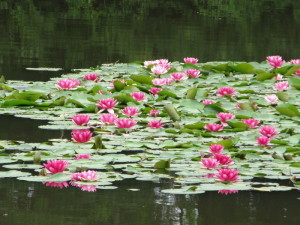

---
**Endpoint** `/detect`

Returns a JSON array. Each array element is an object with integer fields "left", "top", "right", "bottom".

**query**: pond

[
  {"left": 0, "top": 1, "right": 300, "bottom": 224},
  {"left": 0, "top": 178, "right": 299, "bottom": 225}
]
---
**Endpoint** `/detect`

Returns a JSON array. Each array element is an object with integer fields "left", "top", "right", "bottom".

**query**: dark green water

[
  {"left": 0, "top": 1, "right": 300, "bottom": 224},
  {"left": 0, "top": 178, "right": 299, "bottom": 225},
  {"left": 1, "top": 0, "right": 300, "bottom": 81}
]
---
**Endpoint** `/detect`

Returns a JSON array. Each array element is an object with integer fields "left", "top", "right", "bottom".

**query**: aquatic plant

[
  {"left": 115, "top": 118, "right": 137, "bottom": 128},
  {"left": 71, "top": 129, "right": 93, "bottom": 143},
  {"left": 216, "top": 168, "right": 239, "bottom": 182},
  {"left": 100, "top": 114, "right": 118, "bottom": 124},
  {"left": 216, "top": 87, "right": 236, "bottom": 97},
  {"left": 83, "top": 74, "right": 99, "bottom": 81},
  {"left": 131, "top": 92, "right": 146, "bottom": 101},
  {"left": 0, "top": 56, "right": 299, "bottom": 194},
  {"left": 201, "top": 158, "right": 219, "bottom": 169},
  {"left": 204, "top": 123, "right": 223, "bottom": 131},
  {"left": 122, "top": 107, "right": 140, "bottom": 117},
  {"left": 148, "top": 120, "right": 163, "bottom": 129},
  {"left": 265, "top": 94, "right": 278, "bottom": 103},
  {"left": 43, "top": 160, "right": 69, "bottom": 174},
  {"left": 209, "top": 145, "right": 224, "bottom": 154},
  {"left": 72, "top": 114, "right": 90, "bottom": 126},
  {"left": 183, "top": 57, "right": 198, "bottom": 63}
]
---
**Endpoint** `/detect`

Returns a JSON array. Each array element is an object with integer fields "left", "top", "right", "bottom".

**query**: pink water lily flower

[
  {"left": 100, "top": 113, "right": 118, "bottom": 124},
  {"left": 274, "top": 81, "right": 289, "bottom": 91},
  {"left": 150, "top": 87, "right": 162, "bottom": 95},
  {"left": 144, "top": 60, "right": 157, "bottom": 67},
  {"left": 74, "top": 154, "right": 91, "bottom": 160},
  {"left": 115, "top": 118, "right": 137, "bottom": 128},
  {"left": 170, "top": 73, "right": 186, "bottom": 82},
  {"left": 152, "top": 78, "right": 166, "bottom": 86},
  {"left": 148, "top": 120, "right": 163, "bottom": 129},
  {"left": 162, "top": 78, "right": 172, "bottom": 85},
  {"left": 214, "top": 154, "right": 233, "bottom": 166},
  {"left": 72, "top": 114, "right": 90, "bottom": 126},
  {"left": 57, "top": 79, "right": 80, "bottom": 90},
  {"left": 161, "top": 63, "right": 171, "bottom": 70},
  {"left": 292, "top": 69, "right": 300, "bottom": 76},
  {"left": 149, "top": 110, "right": 159, "bottom": 117},
  {"left": 131, "top": 92, "right": 146, "bottom": 101},
  {"left": 266, "top": 55, "right": 285, "bottom": 68},
  {"left": 209, "top": 144, "right": 224, "bottom": 154},
  {"left": 83, "top": 73, "right": 99, "bottom": 81},
  {"left": 185, "top": 69, "right": 200, "bottom": 78},
  {"left": 71, "top": 129, "right": 93, "bottom": 143},
  {"left": 43, "top": 160, "right": 69, "bottom": 174},
  {"left": 122, "top": 107, "right": 140, "bottom": 117},
  {"left": 204, "top": 123, "right": 223, "bottom": 131},
  {"left": 257, "top": 136, "right": 270, "bottom": 146},
  {"left": 152, "top": 78, "right": 172, "bottom": 86},
  {"left": 96, "top": 98, "right": 118, "bottom": 113},
  {"left": 290, "top": 59, "right": 300, "bottom": 64},
  {"left": 217, "top": 87, "right": 236, "bottom": 97},
  {"left": 203, "top": 100, "right": 216, "bottom": 105},
  {"left": 44, "top": 181, "right": 69, "bottom": 189},
  {"left": 71, "top": 170, "right": 98, "bottom": 182},
  {"left": 156, "top": 59, "right": 169, "bottom": 65},
  {"left": 216, "top": 168, "right": 239, "bottom": 182},
  {"left": 201, "top": 158, "right": 219, "bottom": 169},
  {"left": 265, "top": 94, "right": 278, "bottom": 104},
  {"left": 217, "top": 112, "right": 235, "bottom": 125},
  {"left": 151, "top": 64, "right": 168, "bottom": 75},
  {"left": 259, "top": 126, "right": 279, "bottom": 138},
  {"left": 242, "top": 118, "right": 260, "bottom": 128},
  {"left": 218, "top": 190, "right": 239, "bottom": 195},
  {"left": 184, "top": 57, "right": 198, "bottom": 64}
]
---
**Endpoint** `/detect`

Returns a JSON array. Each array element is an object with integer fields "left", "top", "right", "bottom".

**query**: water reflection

[
  {"left": 44, "top": 181, "right": 69, "bottom": 189},
  {"left": 218, "top": 189, "right": 239, "bottom": 195},
  {"left": 0, "top": 0, "right": 300, "bottom": 81},
  {"left": 0, "top": 178, "right": 298, "bottom": 225},
  {"left": 44, "top": 181, "right": 97, "bottom": 192}
]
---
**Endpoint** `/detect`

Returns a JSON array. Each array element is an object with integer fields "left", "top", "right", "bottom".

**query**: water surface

[
  {"left": 0, "top": 0, "right": 299, "bottom": 81},
  {"left": 0, "top": 178, "right": 299, "bottom": 225}
]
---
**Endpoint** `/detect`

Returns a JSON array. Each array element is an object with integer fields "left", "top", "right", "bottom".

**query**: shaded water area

[
  {"left": 0, "top": 1, "right": 300, "bottom": 224},
  {"left": 1, "top": 0, "right": 300, "bottom": 81},
  {"left": 0, "top": 178, "right": 299, "bottom": 225}
]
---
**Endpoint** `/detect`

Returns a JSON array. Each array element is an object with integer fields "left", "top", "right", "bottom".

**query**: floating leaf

[
  {"left": 256, "top": 72, "right": 275, "bottom": 81},
  {"left": 185, "top": 88, "right": 198, "bottom": 99},
  {"left": 289, "top": 77, "right": 300, "bottom": 90},
  {"left": 154, "top": 159, "right": 170, "bottom": 169},
  {"left": 164, "top": 104, "right": 180, "bottom": 121},
  {"left": 204, "top": 103, "right": 226, "bottom": 114},
  {"left": 0, "top": 170, "right": 31, "bottom": 178},
  {"left": 276, "top": 92, "right": 288, "bottom": 102},
  {"left": 25, "top": 67, "right": 63, "bottom": 71},
  {"left": 226, "top": 119, "right": 248, "bottom": 129},
  {"left": 275, "top": 104, "right": 300, "bottom": 117},
  {"left": 130, "top": 75, "right": 153, "bottom": 85},
  {"left": 230, "top": 63, "right": 255, "bottom": 74}
]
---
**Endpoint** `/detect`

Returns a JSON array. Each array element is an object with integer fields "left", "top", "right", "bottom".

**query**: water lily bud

[
  {"left": 33, "top": 151, "right": 41, "bottom": 164},
  {"left": 39, "top": 168, "right": 48, "bottom": 176}
]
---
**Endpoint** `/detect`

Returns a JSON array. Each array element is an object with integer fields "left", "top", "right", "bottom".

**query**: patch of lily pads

[{"left": 1, "top": 56, "right": 300, "bottom": 194}]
